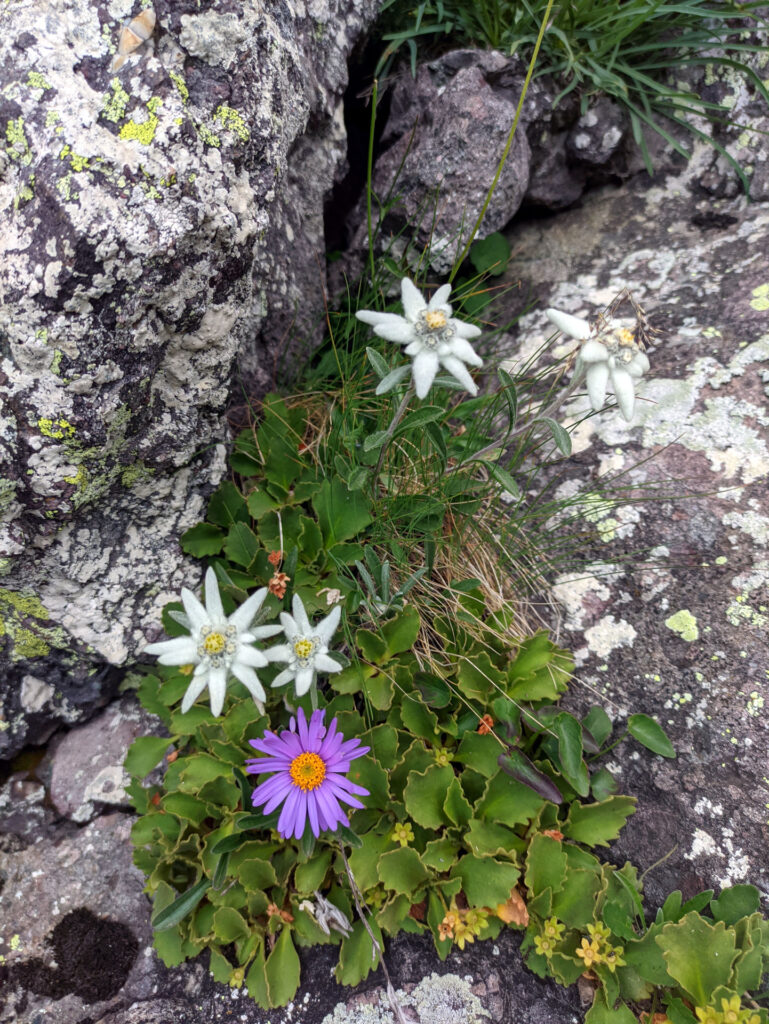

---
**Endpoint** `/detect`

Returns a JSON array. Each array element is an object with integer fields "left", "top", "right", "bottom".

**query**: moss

[
  {"left": 102, "top": 78, "right": 130, "bottom": 124},
  {"left": 214, "top": 105, "right": 249, "bottom": 142},
  {"left": 0, "top": 589, "right": 68, "bottom": 661},
  {"left": 664, "top": 609, "right": 699, "bottom": 642},
  {"left": 38, "top": 417, "right": 76, "bottom": 440},
  {"left": 169, "top": 71, "right": 189, "bottom": 104},
  {"left": 5, "top": 117, "right": 32, "bottom": 165},
  {"left": 26, "top": 71, "right": 51, "bottom": 91},
  {"left": 119, "top": 96, "right": 161, "bottom": 144},
  {"left": 122, "top": 461, "right": 155, "bottom": 488}
]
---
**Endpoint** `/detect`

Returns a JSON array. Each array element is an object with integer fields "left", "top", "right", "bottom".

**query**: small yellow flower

[
  {"left": 433, "top": 746, "right": 452, "bottom": 767},
  {"left": 228, "top": 967, "right": 245, "bottom": 988},
  {"left": 542, "top": 917, "right": 566, "bottom": 940},
  {"left": 719, "top": 996, "right": 742, "bottom": 1024},
  {"left": 603, "top": 946, "right": 626, "bottom": 972},
  {"left": 440, "top": 909, "right": 460, "bottom": 938},
  {"left": 464, "top": 908, "right": 488, "bottom": 936},
  {"left": 391, "top": 821, "right": 415, "bottom": 847},
  {"left": 695, "top": 1007, "right": 722, "bottom": 1024},
  {"left": 587, "top": 921, "right": 612, "bottom": 944},
  {"left": 575, "top": 938, "right": 602, "bottom": 968},
  {"left": 533, "top": 934, "right": 555, "bottom": 957},
  {"left": 453, "top": 919, "right": 475, "bottom": 950}
]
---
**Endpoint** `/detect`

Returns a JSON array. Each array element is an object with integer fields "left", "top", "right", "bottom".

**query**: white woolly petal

[
  {"left": 440, "top": 355, "right": 478, "bottom": 395},
  {"left": 158, "top": 650, "right": 200, "bottom": 667},
  {"left": 403, "top": 341, "right": 423, "bottom": 357},
  {"left": 207, "top": 667, "right": 227, "bottom": 717},
  {"left": 180, "top": 587, "right": 208, "bottom": 632},
  {"left": 546, "top": 308, "right": 591, "bottom": 340},
  {"left": 611, "top": 367, "right": 636, "bottom": 421},
  {"left": 231, "top": 662, "right": 266, "bottom": 704},
  {"left": 314, "top": 653, "right": 342, "bottom": 674},
  {"left": 580, "top": 339, "right": 610, "bottom": 363},
  {"left": 356, "top": 310, "right": 409, "bottom": 327},
  {"left": 279, "top": 612, "right": 299, "bottom": 640},
  {"left": 271, "top": 668, "right": 296, "bottom": 688},
  {"left": 412, "top": 349, "right": 439, "bottom": 399},
  {"left": 452, "top": 320, "right": 482, "bottom": 339},
  {"left": 401, "top": 278, "right": 427, "bottom": 320},
  {"left": 628, "top": 352, "right": 650, "bottom": 377},
  {"left": 250, "top": 623, "right": 284, "bottom": 640},
  {"left": 291, "top": 595, "right": 312, "bottom": 635},
  {"left": 316, "top": 604, "right": 341, "bottom": 644},
  {"left": 428, "top": 284, "right": 452, "bottom": 310},
  {"left": 203, "top": 567, "right": 224, "bottom": 622},
  {"left": 181, "top": 671, "right": 210, "bottom": 713},
  {"left": 228, "top": 587, "right": 267, "bottom": 632},
  {"left": 144, "top": 636, "right": 196, "bottom": 660},
  {"left": 585, "top": 362, "right": 609, "bottom": 412},
  {"left": 446, "top": 336, "right": 483, "bottom": 367},
  {"left": 263, "top": 643, "right": 292, "bottom": 663},
  {"left": 373, "top": 322, "right": 414, "bottom": 344},
  {"left": 294, "top": 667, "right": 315, "bottom": 696},
  {"left": 237, "top": 644, "right": 269, "bottom": 668}
]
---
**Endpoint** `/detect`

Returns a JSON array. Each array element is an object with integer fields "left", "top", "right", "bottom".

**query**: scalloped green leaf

[
  {"left": 656, "top": 913, "right": 737, "bottom": 1005},
  {"left": 378, "top": 846, "right": 431, "bottom": 896},
  {"left": 451, "top": 855, "right": 520, "bottom": 908},
  {"left": 561, "top": 796, "right": 637, "bottom": 847},
  {"left": 403, "top": 765, "right": 454, "bottom": 828}
]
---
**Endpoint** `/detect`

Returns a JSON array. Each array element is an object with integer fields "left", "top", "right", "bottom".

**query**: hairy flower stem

[
  {"left": 375, "top": 384, "right": 415, "bottom": 476},
  {"left": 338, "top": 844, "right": 413, "bottom": 1024},
  {"left": 449, "top": 0, "right": 555, "bottom": 280}
]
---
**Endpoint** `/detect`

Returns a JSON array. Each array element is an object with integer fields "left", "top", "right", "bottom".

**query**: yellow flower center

[
  {"left": 616, "top": 327, "right": 635, "bottom": 346},
  {"left": 293, "top": 637, "right": 314, "bottom": 659},
  {"left": 203, "top": 632, "right": 226, "bottom": 654},
  {"left": 425, "top": 310, "right": 447, "bottom": 329},
  {"left": 289, "top": 752, "right": 326, "bottom": 791}
]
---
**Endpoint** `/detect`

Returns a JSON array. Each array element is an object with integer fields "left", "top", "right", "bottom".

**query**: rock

[
  {"left": 501, "top": 164, "right": 769, "bottom": 904},
  {"left": 566, "top": 97, "right": 627, "bottom": 168},
  {"left": 0, "top": 0, "right": 377, "bottom": 758},
  {"left": 46, "top": 695, "right": 163, "bottom": 822}
]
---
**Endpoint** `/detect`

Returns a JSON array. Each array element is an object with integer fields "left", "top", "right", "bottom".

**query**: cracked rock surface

[{"left": 0, "top": 0, "right": 377, "bottom": 757}]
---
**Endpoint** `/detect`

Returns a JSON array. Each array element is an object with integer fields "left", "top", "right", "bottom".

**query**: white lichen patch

[
  {"left": 321, "top": 973, "right": 490, "bottom": 1024},
  {"left": 551, "top": 568, "right": 616, "bottom": 631},
  {"left": 583, "top": 615, "right": 637, "bottom": 659}
]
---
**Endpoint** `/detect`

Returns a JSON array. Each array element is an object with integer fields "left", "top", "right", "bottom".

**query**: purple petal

[
  {"left": 252, "top": 774, "right": 292, "bottom": 808},
  {"left": 307, "top": 793, "right": 320, "bottom": 836},
  {"left": 277, "top": 787, "right": 301, "bottom": 838}
]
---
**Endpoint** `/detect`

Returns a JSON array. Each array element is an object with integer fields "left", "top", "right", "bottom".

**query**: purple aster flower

[{"left": 246, "top": 708, "right": 370, "bottom": 840}]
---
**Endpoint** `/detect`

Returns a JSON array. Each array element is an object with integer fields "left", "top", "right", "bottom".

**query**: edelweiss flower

[
  {"left": 246, "top": 707, "right": 369, "bottom": 839},
  {"left": 356, "top": 277, "right": 483, "bottom": 398},
  {"left": 546, "top": 308, "right": 650, "bottom": 421},
  {"left": 144, "top": 567, "right": 282, "bottom": 717},
  {"left": 268, "top": 594, "right": 343, "bottom": 696}
]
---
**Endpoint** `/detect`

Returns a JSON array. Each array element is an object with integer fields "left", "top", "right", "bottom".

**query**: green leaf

[
  {"left": 465, "top": 818, "right": 520, "bottom": 859},
  {"left": 378, "top": 846, "right": 430, "bottom": 895},
  {"left": 246, "top": 945, "right": 269, "bottom": 1006},
  {"left": 561, "top": 796, "right": 636, "bottom": 847},
  {"left": 709, "top": 884, "right": 760, "bottom": 925},
  {"left": 477, "top": 769, "right": 548, "bottom": 824},
  {"left": 237, "top": 858, "right": 278, "bottom": 892},
  {"left": 162, "top": 792, "right": 210, "bottom": 826},
  {"left": 363, "top": 430, "right": 389, "bottom": 452},
  {"left": 335, "top": 918, "right": 382, "bottom": 986},
  {"left": 583, "top": 706, "right": 613, "bottom": 747},
  {"left": 552, "top": 713, "right": 589, "bottom": 797},
  {"left": 180, "top": 522, "right": 225, "bottom": 557},
  {"left": 551, "top": 867, "right": 601, "bottom": 929},
  {"left": 207, "top": 481, "right": 248, "bottom": 527},
  {"left": 381, "top": 606, "right": 420, "bottom": 656},
  {"left": 246, "top": 490, "right": 276, "bottom": 519},
  {"left": 395, "top": 405, "right": 446, "bottom": 435},
  {"left": 349, "top": 754, "right": 390, "bottom": 808},
  {"left": 497, "top": 751, "right": 564, "bottom": 804},
  {"left": 488, "top": 463, "right": 520, "bottom": 501},
  {"left": 403, "top": 765, "right": 453, "bottom": 828},
  {"left": 224, "top": 522, "right": 260, "bottom": 570},
  {"left": 125, "top": 735, "right": 172, "bottom": 777},
  {"left": 295, "top": 848, "right": 332, "bottom": 893},
  {"left": 312, "top": 477, "right": 373, "bottom": 545},
  {"left": 539, "top": 416, "right": 572, "bottom": 456},
  {"left": 348, "top": 830, "right": 393, "bottom": 891},
  {"left": 208, "top": 947, "right": 231, "bottom": 984},
  {"left": 454, "top": 732, "right": 501, "bottom": 778},
  {"left": 627, "top": 714, "right": 675, "bottom": 758},
  {"left": 399, "top": 695, "right": 440, "bottom": 741},
  {"left": 623, "top": 925, "right": 674, "bottom": 986},
  {"left": 451, "top": 855, "right": 520, "bottom": 908},
  {"left": 376, "top": 365, "right": 411, "bottom": 395},
  {"left": 213, "top": 906, "right": 249, "bottom": 943},
  {"left": 469, "top": 232, "right": 511, "bottom": 276},
  {"left": 152, "top": 878, "right": 211, "bottom": 931},
  {"left": 443, "top": 776, "right": 473, "bottom": 828},
  {"left": 584, "top": 990, "right": 637, "bottom": 1024},
  {"left": 265, "top": 927, "right": 301, "bottom": 1007},
  {"left": 656, "top": 913, "right": 737, "bottom": 1005},
  {"left": 525, "top": 834, "right": 568, "bottom": 898},
  {"left": 590, "top": 767, "right": 619, "bottom": 801},
  {"left": 422, "top": 836, "right": 461, "bottom": 872},
  {"left": 366, "top": 346, "right": 390, "bottom": 379},
  {"left": 456, "top": 652, "right": 502, "bottom": 701},
  {"left": 497, "top": 368, "right": 518, "bottom": 427}
]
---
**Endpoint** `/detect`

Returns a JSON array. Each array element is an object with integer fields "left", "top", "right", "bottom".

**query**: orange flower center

[
  {"left": 203, "top": 632, "right": 226, "bottom": 654},
  {"left": 289, "top": 752, "right": 326, "bottom": 791},
  {"left": 425, "top": 310, "right": 447, "bottom": 329}
]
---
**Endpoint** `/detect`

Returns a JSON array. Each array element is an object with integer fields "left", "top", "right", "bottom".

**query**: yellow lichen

[{"left": 38, "top": 417, "right": 76, "bottom": 440}]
